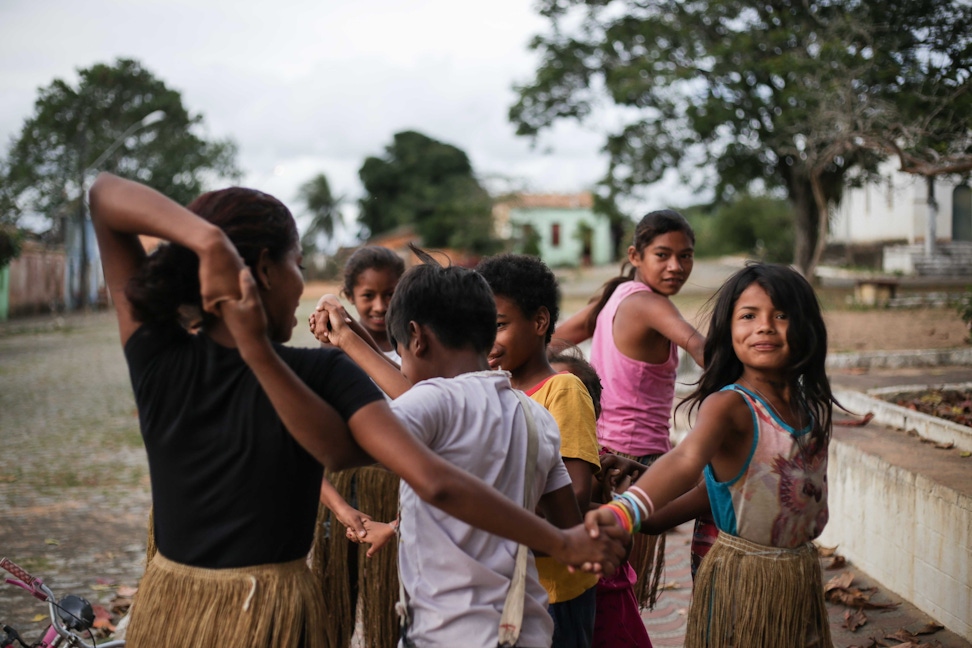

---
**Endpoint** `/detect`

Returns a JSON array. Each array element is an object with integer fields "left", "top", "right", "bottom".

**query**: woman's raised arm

[{"left": 88, "top": 172, "right": 244, "bottom": 346}]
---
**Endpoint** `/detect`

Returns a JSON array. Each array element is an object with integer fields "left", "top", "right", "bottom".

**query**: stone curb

[
  {"left": 826, "top": 347, "right": 972, "bottom": 370},
  {"left": 834, "top": 383, "right": 972, "bottom": 454}
]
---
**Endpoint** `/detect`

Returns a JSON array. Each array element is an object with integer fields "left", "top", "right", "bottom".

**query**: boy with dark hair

[
  {"left": 476, "top": 254, "right": 602, "bottom": 648},
  {"left": 311, "top": 249, "right": 624, "bottom": 648}
]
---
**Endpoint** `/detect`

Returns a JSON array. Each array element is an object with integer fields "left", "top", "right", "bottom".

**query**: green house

[{"left": 494, "top": 193, "right": 613, "bottom": 267}]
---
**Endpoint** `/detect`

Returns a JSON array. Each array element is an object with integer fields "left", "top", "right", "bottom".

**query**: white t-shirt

[{"left": 390, "top": 370, "right": 571, "bottom": 648}]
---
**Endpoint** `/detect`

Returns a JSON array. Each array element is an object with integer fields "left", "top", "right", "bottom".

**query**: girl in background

[
  {"left": 592, "top": 262, "right": 836, "bottom": 647},
  {"left": 554, "top": 209, "right": 705, "bottom": 609},
  {"left": 340, "top": 246, "right": 405, "bottom": 363},
  {"left": 313, "top": 246, "right": 405, "bottom": 648}
]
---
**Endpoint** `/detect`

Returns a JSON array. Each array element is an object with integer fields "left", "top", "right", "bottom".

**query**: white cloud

[{"left": 0, "top": 0, "right": 699, "bottom": 239}]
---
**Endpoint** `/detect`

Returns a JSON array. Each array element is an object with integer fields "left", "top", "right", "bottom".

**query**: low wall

[{"left": 818, "top": 424, "right": 972, "bottom": 641}]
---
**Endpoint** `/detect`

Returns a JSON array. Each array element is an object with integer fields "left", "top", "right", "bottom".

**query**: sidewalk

[{"left": 642, "top": 363, "right": 972, "bottom": 648}]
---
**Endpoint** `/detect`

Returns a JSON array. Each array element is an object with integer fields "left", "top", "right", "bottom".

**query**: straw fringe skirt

[
  {"left": 126, "top": 553, "right": 326, "bottom": 648},
  {"left": 612, "top": 450, "right": 666, "bottom": 609},
  {"left": 310, "top": 466, "right": 400, "bottom": 648},
  {"left": 686, "top": 533, "right": 833, "bottom": 648}
]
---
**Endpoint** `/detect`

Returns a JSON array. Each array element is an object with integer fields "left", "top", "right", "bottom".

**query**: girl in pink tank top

[{"left": 553, "top": 210, "right": 707, "bottom": 646}]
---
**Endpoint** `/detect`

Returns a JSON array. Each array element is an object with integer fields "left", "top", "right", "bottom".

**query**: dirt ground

[{"left": 0, "top": 262, "right": 968, "bottom": 641}]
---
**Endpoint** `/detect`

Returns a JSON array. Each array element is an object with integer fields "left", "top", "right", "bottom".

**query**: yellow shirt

[{"left": 528, "top": 372, "right": 601, "bottom": 603}]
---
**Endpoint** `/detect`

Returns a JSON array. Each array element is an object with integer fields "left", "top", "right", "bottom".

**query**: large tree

[
  {"left": 2, "top": 58, "right": 240, "bottom": 234},
  {"left": 511, "top": 0, "right": 972, "bottom": 276},
  {"left": 358, "top": 130, "right": 498, "bottom": 254}
]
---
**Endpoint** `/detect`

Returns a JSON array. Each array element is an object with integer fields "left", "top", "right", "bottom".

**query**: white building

[{"left": 830, "top": 162, "right": 972, "bottom": 274}]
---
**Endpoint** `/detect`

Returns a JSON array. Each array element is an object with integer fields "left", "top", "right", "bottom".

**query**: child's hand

[
  {"left": 308, "top": 295, "right": 355, "bottom": 346},
  {"left": 217, "top": 269, "right": 269, "bottom": 353},
  {"left": 332, "top": 503, "right": 372, "bottom": 542},
  {"left": 198, "top": 229, "right": 245, "bottom": 315},
  {"left": 592, "top": 452, "right": 645, "bottom": 504},
  {"left": 557, "top": 521, "right": 628, "bottom": 576},
  {"left": 355, "top": 519, "right": 398, "bottom": 558}
]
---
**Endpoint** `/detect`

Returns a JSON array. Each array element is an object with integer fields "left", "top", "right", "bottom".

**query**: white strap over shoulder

[{"left": 498, "top": 390, "right": 540, "bottom": 648}]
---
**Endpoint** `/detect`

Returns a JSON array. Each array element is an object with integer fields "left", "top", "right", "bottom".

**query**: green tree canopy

[
  {"left": 2, "top": 58, "right": 240, "bottom": 235},
  {"left": 511, "top": 0, "right": 972, "bottom": 277},
  {"left": 358, "top": 130, "right": 498, "bottom": 254}
]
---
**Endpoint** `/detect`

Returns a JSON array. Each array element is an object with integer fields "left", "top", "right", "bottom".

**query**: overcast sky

[{"left": 0, "top": 0, "right": 692, "bottom": 240}]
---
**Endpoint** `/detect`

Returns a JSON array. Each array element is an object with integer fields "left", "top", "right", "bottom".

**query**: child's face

[
  {"left": 350, "top": 267, "right": 399, "bottom": 335},
  {"left": 730, "top": 282, "right": 791, "bottom": 372},
  {"left": 487, "top": 295, "right": 542, "bottom": 373},
  {"left": 628, "top": 230, "right": 694, "bottom": 296}
]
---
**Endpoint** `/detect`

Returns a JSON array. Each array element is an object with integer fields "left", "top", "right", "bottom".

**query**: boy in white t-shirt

[{"left": 313, "top": 248, "right": 623, "bottom": 648}]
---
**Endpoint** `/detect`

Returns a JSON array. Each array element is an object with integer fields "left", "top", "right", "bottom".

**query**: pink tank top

[{"left": 590, "top": 281, "right": 678, "bottom": 456}]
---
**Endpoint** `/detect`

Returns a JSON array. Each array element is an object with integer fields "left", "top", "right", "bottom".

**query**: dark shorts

[{"left": 549, "top": 585, "right": 597, "bottom": 648}]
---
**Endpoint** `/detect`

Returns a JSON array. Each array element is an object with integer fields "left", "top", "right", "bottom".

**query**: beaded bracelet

[
  {"left": 601, "top": 501, "right": 635, "bottom": 534},
  {"left": 627, "top": 485, "right": 656, "bottom": 518}
]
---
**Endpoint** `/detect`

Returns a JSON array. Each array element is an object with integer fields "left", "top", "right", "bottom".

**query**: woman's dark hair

[
  {"left": 125, "top": 187, "right": 298, "bottom": 327},
  {"left": 683, "top": 262, "right": 835, "bottom": 447},
  {"left": 387, "top": 244, "right": 496, "bottom": 354},
  {"left": 475, "top": 253, "right": 560, "bottom": 345},
  {"left": 341, "top": 246, "right": 406, "bottom": 299},
  {"left": 547, "top": 344, "right": 603, "bottom": 420},
  {"left": 584, "top": 209, "right": 694, "bottom": 335}
]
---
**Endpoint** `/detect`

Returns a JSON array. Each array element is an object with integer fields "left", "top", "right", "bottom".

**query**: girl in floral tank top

[{"left": 590, "top": 263, "right": 839, "bottom": 648}]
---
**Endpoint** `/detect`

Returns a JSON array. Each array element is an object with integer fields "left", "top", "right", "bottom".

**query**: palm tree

[{"left": 298, "top": 173, "right": 343, "bottom": 253}]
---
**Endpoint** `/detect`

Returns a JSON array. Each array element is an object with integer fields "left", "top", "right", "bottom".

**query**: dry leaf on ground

[{"left": 844, "top": 608, "right": 868, "bottom": 631}]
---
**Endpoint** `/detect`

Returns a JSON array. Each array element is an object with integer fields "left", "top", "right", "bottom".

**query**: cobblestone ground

[{"left": 0, "top": 311, "right": 151, "bottom": 638}]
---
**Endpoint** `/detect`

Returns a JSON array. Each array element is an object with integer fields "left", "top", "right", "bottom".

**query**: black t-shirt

[{"left": 124, "top": 321, "right": 383, "bottom": 568}]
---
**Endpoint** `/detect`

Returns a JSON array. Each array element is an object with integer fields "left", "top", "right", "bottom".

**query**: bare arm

[
  {"left": 639, "top": 479, "right": 710, "bottom": 535},
  {"left": 88, "top": 173, "right": 244, "bottom": 346},
  {"left": 586, "top": 390, "right": 747, "bottom": 533},
  {"left": 564, "top": 459, "right": 596, "bottom": 513},
  {"left": 310, "top": 300, "right": 411, "bottom": 398},
  {"left": 619, "top": 292, "right": 705, "bottom": 366},
  {"left": 552, "top": 302, "right": 596, "bottom": 347},
  {"left": 320, "top": 476, "right": 371, "bottom": 540}
]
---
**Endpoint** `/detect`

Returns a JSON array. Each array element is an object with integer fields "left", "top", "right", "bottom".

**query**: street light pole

[{"left": 75, "top": 110, "right": 165, "bottom": 310}]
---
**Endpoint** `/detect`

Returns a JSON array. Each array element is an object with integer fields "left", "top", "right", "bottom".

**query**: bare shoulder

[{"left": 696, "top": 388, "right": 751, "bottom": 430}]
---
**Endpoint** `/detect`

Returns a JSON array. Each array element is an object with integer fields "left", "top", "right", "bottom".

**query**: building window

[{"left": 551, "top": 223, "right": 561, "bottom": 247}]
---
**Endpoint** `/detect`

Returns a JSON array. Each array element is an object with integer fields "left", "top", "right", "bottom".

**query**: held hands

[
  {"left": 557, "top": 519, "right": 629, "bottom": 577},
  {"left": 593, "top": 454, "right": 646, "bottom": 503},
  {"left": 346, "top": 519, "right": 398, "bottom": 558},
  {"left": 308, "top": 294, "right": 355, "bottom": 347}
]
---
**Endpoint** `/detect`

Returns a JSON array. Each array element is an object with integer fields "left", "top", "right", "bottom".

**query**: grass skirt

[
  {"left": 311, "top": 466, "right": 400, "bottom": 648},
  {"left": 126, "top": 553, "right": 326, "bottom": 648},
  {"left": 686, "top": 533, "right": 833, "bottom": 648},
  {"left": 611, "top": 450, "right": 666, "bottom": 609}
]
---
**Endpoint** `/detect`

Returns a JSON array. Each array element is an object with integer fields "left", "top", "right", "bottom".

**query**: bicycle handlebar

[
  {"left": 1, "top": 557, "right": 125, "bottom": 648},
  {"left": 0, "top": 558, "right": 37, "bottom": 588}
]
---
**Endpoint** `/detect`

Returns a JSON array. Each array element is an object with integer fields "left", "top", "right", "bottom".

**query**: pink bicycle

[{"left": 1, "top": 557, "right": 125, "bottom": 648}]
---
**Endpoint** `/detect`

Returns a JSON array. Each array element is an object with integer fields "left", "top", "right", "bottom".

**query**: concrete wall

[{"left": 818, "top": 427, "right": 972, "bottom": 641}]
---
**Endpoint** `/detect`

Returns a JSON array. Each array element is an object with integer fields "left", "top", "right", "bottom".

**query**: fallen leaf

[
  {"left": 827, "top": 555, "right": 847, "bottom": 570},
  {"left": 911, "top": 622, "right": 944, "bottom": 636},
  {"left": 825, "top": 571, "right": 855, "bottom": 592},
  {"left": 32, "top": 613, "right": 47, "bottom": 622},
  {"left": 658, "top": 581, "right": 681, "bottom": 591},
  {"left": 960, "top": 451, "right": 971, "bottom": 458},
  {"left": 817, "top": 544, "right": 839, "bottom": 558},
  {"left": 0, "top": 474, "right": 17, "bottom": 483},
  {"left": 835, "top": 412, "right": 875, "bottom": 427},
  {"left": 44, "top": 538, "right": 59, "bottom": 546},
  {"left": 91, "top": 604, "right": 115, "bottom": 632},
  {"left": 844, "top": 609, "right": 868, "bottom": 631},
  {"left": 89, "top": 583, "right": 115, "bottom": 592}
]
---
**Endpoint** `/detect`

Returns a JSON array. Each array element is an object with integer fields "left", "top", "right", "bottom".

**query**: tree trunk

[
  {"left": 924, "top": 175, "right": 937, "bottom": 258},
  {"left": 786, "top": 169, "right": 820, "bottom": 280}
]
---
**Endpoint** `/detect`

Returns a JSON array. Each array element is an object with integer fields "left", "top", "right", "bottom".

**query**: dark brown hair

[
  {"left": 341, "top": 246, "right": 405, "bottom": 299},
  {"left": 125, "top": 187, "right": 298, "bottom": 327},
  {"left": 584, "top": 209, "right": 694, "bottom": 335}
]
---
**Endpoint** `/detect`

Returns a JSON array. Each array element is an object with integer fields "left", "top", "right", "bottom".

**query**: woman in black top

[{"left": 89, "top": 173, "right": 626, "bottom": 648}]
